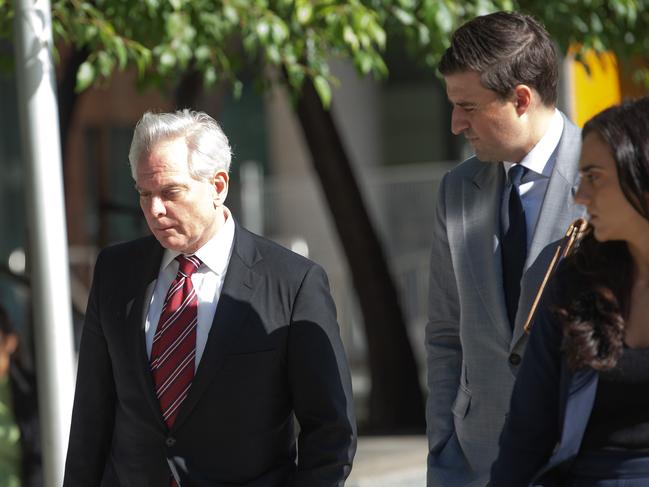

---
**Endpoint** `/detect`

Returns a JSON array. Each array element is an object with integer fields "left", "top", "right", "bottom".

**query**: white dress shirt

[
  {"left": 144, "top": 210, "right": 235, "bottom": 368},
  {"left": 502, "top": 109, "right": 564, "bottom": 248}
]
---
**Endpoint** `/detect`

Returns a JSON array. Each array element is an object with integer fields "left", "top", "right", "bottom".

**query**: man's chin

[
  {"left": 154, "top": 234, "right": 186, "bottom": 252},
  {"left": 474, "top": 149, "right": 499, "bottom": 163}
]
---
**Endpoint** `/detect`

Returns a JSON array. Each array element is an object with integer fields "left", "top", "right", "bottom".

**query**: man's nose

[
  {"left": 451, "top": 106, "right": 468, "bottom": 135},
  {"left": 147, "top": 196, "right": 166, "bottom": 218}
]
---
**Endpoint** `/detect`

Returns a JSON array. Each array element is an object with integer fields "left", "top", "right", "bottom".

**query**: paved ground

[{"left": 347, "top": 435, "right": 427, "bottom": 486}]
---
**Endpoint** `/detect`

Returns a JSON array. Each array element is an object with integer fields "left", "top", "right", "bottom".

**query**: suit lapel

[
  {"left": 172, "top": 224, "right": 262, "bottom": 431},
  {"left": 525, "top": 118, "right": 582, "bottom": 273},
  {"left": 512, "top": 117, "right": 584, "bottom": 345},
  {"left": 124, "top": 238, "right": 167, "bottom": 429},
  {"left": 463, "top": 162, "right": 511, "bottom": 343}
]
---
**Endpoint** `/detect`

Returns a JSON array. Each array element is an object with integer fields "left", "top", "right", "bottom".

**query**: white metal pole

[{"left": 12, "top": 1, "right": 76, "bottom": 486}]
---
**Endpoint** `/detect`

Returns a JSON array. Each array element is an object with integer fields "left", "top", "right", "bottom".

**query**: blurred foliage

[{"left": 1, "top": 0, "right": 648, "bottom": 103}]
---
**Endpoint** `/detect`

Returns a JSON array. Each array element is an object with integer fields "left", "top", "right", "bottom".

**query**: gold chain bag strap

[{"left": 523, "top": 218, "right": 589, "bottom": 334}]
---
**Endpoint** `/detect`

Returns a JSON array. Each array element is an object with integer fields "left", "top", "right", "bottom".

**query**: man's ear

[
  {"left": 213, "top": 170, "right": 229, "bottom": 205},
  {"left": 513, "top": 84, "right": 533, "bottom": 115}
]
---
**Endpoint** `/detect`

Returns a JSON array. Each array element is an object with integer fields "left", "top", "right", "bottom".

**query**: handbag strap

[{"left": 523, "top": 218, "right": 588, "bottom": 333}]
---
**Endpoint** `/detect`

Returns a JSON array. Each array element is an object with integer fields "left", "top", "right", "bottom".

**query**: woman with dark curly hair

[{"left": 490, "top": 97, "right": 649, "bottom": 486}]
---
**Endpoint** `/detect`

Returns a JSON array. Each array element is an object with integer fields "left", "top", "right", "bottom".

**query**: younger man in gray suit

[{"left": 425, "top": 11, "right": 584, "bottom": 486}]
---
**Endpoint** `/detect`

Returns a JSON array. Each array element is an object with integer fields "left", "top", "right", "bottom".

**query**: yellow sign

[{"left": 571, "top": 50, "right": 621, "bottom": 127}]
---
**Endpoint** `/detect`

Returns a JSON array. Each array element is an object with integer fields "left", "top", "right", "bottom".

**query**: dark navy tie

[{"left": 502, "top": 164, "right": 528, "bottom": 328}]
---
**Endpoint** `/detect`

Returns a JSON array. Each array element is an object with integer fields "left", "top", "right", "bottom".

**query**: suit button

[
  {"left": 165, "top": 437, "right": 176, "bottom": 447},
  {"left": 509, "top": 353, "right": 522, "bottom": 366}
]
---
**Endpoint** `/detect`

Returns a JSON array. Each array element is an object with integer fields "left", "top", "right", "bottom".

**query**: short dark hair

[{"left": 439, "top": 11, "right": 559, "bottom": 106}]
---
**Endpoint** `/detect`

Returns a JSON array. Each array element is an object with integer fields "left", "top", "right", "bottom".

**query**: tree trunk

[
  {"left": 57, "top": 47, "right": 88, "bottom": 165},
  {"left": 174, "top": 69, "right": 203, "bottom": 109},
  {"left": 294, "top": 77, "right": 425, "bottom": 433}
]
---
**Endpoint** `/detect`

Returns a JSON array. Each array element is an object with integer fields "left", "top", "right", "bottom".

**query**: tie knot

[
  {"left": 508, "top": 164, "right": 527, "bottom": 187},
  {"left": 176, "top": 255, "right": 201, "bottom": 277}
]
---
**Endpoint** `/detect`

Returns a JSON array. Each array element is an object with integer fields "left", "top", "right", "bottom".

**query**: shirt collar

[
  {"left": 159, "top": 207, "right": 235, "bottom": 276},
  {"left": 504, "top": 109, "right": 564, "bottom": 179}
]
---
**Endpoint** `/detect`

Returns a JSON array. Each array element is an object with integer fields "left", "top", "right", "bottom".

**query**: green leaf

[
  {"left": 590, "top": 12, "right": 603, "bottom": 33},
  {"left": 76, "top": 61, "right": 96, "bottom": 92},
  {"left": 203, "top": 66, "right": 217, "bottom": 86},
  {"left": 266, "top": 44, "right": 281, "bottom": 63},
  {"left": 352, "top": 10, "right": 371, "bottom": 30},
  {"left": 167, "top": 12, "right": 187, "bottom": 37},
  {"left": 356, "top": 51, "right": 373, "bottom": 74},
  {"left": 233, "top": 80, "right": 243, "bottom": 99},
  {"left": 256, "top": 20, "right": 270, "bottom": 41},
  {"left": 343, "top": 25, "right": 359, "bottom": 50},
  {"left": 397, "top": 0, "right": 417, "bottom": 9},
  {"left": 159, "top": 50, "right": 176, "bottom": 69},
  {"left": 97, "top": 50, "right": 115, "bottom": 77},
  {"left": 113, "top": 37, "right": 128, "bottom": 69},
  {"left": 195, "top": 45, "right": 211, "bottom": 61},
  {"left": 313, "top": 75, "right": 331, "bottom": 108},
  {"left": 368, "top": 22, "right": 386, "bottom": 49},
  {"left": 223, "top": 5, "right": 239, "bottom": 23},
  {"left": 175, "top": 43, "right": 192, "bottom": 67},
  {"left": 286, "top": 63, "right": 305, "bottom": 89},
  {"left": 83, "top": 25, "right": 99, "bottom": 42},
  {"left": 271, "top": 19, "right": 289, "bottom": 43},
  {"left": 393, "top": 7, "right": 415, "bottom": 25},
  {"left": 435, "top": 2, "right": 454, "bottom": 34},
  {"left": 296, "top": 3, "right": 313, "bottom": 24},
  {"left": 418, "top": 23, "right": 430, "bottom": 45}
]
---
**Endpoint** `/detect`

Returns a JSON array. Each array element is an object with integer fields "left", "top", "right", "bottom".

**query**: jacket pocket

[{"left": 451, "top": 386, "right": 471, "bottom": 419}]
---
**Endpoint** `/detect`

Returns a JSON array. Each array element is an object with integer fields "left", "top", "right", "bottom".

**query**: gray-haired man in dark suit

[{"left": 64, "top": 109, "right": 356, "bottom": 487}]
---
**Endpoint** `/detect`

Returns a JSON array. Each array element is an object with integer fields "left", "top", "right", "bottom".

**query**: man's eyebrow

[
  {"left": 134, "top": 183, "right": 190, "bottom": 192},
  {"left": 161, "top": 183, "right": 189, "bottom": 190},
  {"left": 452, "top": 101, "right": 477, "bottom": 108}
]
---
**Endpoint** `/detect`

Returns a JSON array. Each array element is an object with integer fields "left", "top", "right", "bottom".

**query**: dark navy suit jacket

[
  {"left": 490, "top": 284, "right": 599, "bottom": 487},
  {"left": 63, "top": 223, "right": 356, "bottom": 487}
]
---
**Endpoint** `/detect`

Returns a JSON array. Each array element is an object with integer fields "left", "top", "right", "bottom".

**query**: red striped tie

[{"left": 150, "top": 255, "right": 201, "bottom": 487}]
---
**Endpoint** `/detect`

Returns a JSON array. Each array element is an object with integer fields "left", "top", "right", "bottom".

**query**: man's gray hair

[{"left": 128, "top": 109, "right": 232, "bottom": 180}]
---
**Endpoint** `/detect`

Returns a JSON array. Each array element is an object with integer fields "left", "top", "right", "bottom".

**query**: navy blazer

[{"left": 490, "top": 285, "right": 599, "bottom": 486}]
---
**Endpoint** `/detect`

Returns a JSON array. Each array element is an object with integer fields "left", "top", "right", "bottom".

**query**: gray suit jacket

[{"left": 425, "top": 114, "right": 584, "bottom": 487}]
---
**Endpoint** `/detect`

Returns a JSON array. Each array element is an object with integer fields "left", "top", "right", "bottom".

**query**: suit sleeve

[
  {"left": 426, "top": 172, "right": 463, "bottom": 478},
  {"left": 63, "top": 252, "right": 116, "bottom": 487},
  {"left": 287, "top": 264, "right": 357, "bottom": 487},
  {"left": 490, "top": 289, "right": 562, "bottom": 486}
]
